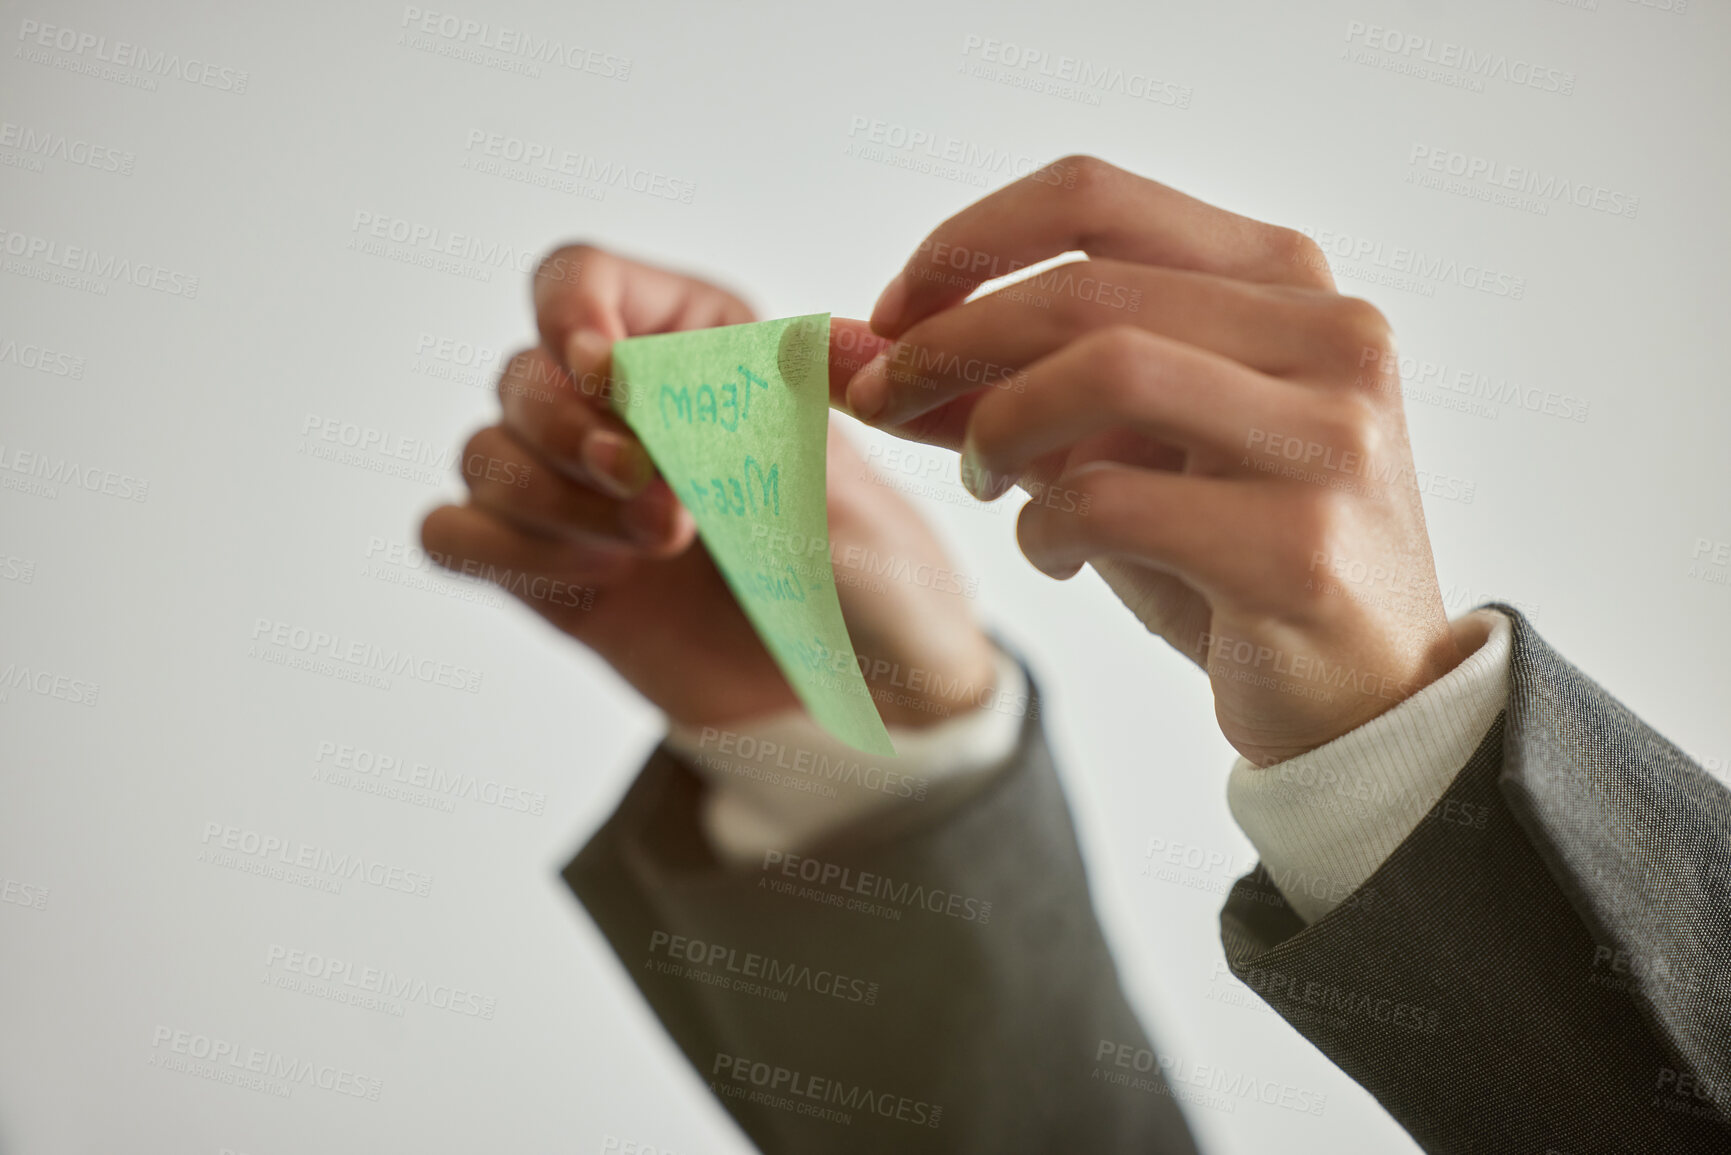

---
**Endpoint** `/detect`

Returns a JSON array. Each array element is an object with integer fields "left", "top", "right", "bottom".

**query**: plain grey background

[{"left": 2, "top": 0, "right": 1727, "bottom": 1151}]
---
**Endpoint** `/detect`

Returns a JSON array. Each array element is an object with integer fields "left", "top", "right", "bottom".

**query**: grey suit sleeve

[
  {"left": 1220, "top": 606, "right": 1731, "bottom": 1154},
  {"left": 561, "top": 674, "right": 1199, "bottom": 1155}
]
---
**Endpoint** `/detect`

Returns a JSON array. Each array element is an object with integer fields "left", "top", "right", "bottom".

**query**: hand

[
  {"left": 841, "top": 157, "right": 1466, "bottom": 766},
  {"left": 420, "top": 245, "right": 996, "bottom": 731}
]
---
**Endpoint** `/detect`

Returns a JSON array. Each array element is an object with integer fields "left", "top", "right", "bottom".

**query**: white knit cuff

[
  {"left": 1226, "top": 609, "right": 1513, "bottom": 924},
  {"left": 666, "top": 646, "right": 1028, "bottom": 866}
]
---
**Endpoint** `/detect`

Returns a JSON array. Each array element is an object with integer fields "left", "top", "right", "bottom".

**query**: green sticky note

[{"left": 609, "top": 313, "right": 895, "bottom": 756}]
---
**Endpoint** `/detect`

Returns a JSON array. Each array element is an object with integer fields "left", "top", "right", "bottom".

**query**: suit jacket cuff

[
  {"left": 1216, "top": 606, "right": 1731, "bottom": 1150},
  {"left": 1225, "top": 608, "right": 1512, "bottom": 923},
  {"left": 562, "top": 664, "right": 1197, "bottom": 1153}
]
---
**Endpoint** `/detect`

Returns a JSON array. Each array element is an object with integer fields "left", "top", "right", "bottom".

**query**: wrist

[
  {"left": 867, "top": 630, "right": 999, "bottom": 728},
  {"left": 673, "top": 645, "right": 1028, "bottom": 865},
  {"left": 1227, "top": 621, "right": 1469, "bottom": 768}
]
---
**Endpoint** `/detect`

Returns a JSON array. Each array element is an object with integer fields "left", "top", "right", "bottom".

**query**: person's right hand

[
  {"left": 419, "top": 246, "right": 997, "bottom": 731},
  {"left": 841, "top": 158, "right": 1467, "bottom": 767}
]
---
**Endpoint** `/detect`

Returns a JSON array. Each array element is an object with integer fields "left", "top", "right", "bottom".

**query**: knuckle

[
  {"left": 459, "top": 427, "right": 517, "bottom": 486},
  {"left": 418, "top": 506, "right": 460, "bottom": 561},
  {"left": 714, "top": 289, "right": 755, "bottom": 325},
  {"left": 502, "top": 346, "right": 543, "bottom": 373},
  {"left": 537, "top": 402, "right": 589, "bottom": 463},
  {"left": 1314, "top": 394, "right": 1383, "bottom": 463},
  {"left": 1041, "top": 263, "right": 1094, "bottom": 323},
  {"left": 1268, "top": 226, "right": 1328, "bottom": 280},
  {"left": 1080, "top": 325, "right": 1152, "bottom": 404},
  {"left": 1014, "top": 496, "right": 1062, "bottom": 562},
  {"left": 498, "top": 345, "right": 543, "bottom": 382},
  {"left": 498, "top": 347, "right": 564, "bottom": 405},
  {"left": 1067, "top": 468, "right": 1131, "bottom": 531},
  {"left": 1048, "top": 154, "right": 1118, "bottom": 206},
  {"left": 1286, "top": 490, "right": 1353, "bottom": 555},
  {"left": 962, "top": 398, "right": 1003, "bottom": 457},
  {"left": 1327, "top": 296, "right": 1394, "bottom": 364},
  {"left": 534, "top": 243, "right": 600, "bottom": 291},
  {"left": 894, "top": 399, "right": 965, "bottom": 450},
  {"left": 459, "top": 429, "right": 495, "bottom": 478},
  {"left": 962, "top": 393, "right": 1007, "bottom": 459},
  {"left": 1015, "top": 477, "right": 1093, "bottom": 557}
]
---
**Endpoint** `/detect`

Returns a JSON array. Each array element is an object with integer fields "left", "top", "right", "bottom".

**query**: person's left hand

[
  {"left": 836, "top": 156, "right": 1467, "bottom": 767},
  {"left": 420, "top": 245, "right": 997, "bottom": 733}
]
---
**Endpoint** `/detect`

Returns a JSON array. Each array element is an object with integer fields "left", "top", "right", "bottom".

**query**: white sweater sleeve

[
  {"left": 663, "top": 610, "right": 1512, "bottom": 911},
  {"left": 1225, "top": 608, "right": 1513, "bottom": 924},
  {"left": 664, "top": 646, "right": 1028, "bottom": 866}
]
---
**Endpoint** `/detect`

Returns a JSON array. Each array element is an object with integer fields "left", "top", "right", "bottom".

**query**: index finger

[
  {"left": 869, "top": 155, "right": 1336, "bottom": 339},
  {"left": 827, "top": 316, "right": 980, "bottom": 451},
  {"left": 532, "top": 244, "right": 755, "bottom": 382},
  {"left": 828, "top": 318, "right": 894, "bottom": 408}
]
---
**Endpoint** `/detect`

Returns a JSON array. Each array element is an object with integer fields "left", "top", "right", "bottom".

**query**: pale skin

[
  {"left": 420, "top": 249, "right": 998, "bottom": 730},
  {"left": 422, "top": 155, "right": 1466, "bottom": 765}
]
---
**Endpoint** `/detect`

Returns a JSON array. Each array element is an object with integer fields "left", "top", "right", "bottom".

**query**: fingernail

[
  {"left": 869, "top": 271, "right": 909, "bottom": 336},
  {"left": 620, "top": 486, "right": 678, "bottom": 546},
  {"left": 582, "top": 430, "right": 652, "bottom": 499},
  {"left": 959, "top": 439, "right": 1010, "bottom": 501},
  {"left": 846, "top": 350, "right": 889, "bottom": 423},
  {"left": 567, "top": 329, "right": 616, "bottom": 406},
  {"left": 564, "top": 327, "right": 612, "bottom": 372}
]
